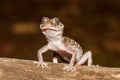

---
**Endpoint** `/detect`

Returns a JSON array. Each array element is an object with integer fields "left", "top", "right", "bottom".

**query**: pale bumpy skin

[{"left": 37, "top": 17, "right": 93, "bottom": 71}]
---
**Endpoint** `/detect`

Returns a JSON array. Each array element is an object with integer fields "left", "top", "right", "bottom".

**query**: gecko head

[{"left": 40, "top": 17, "right": 64, "bottom": 32}]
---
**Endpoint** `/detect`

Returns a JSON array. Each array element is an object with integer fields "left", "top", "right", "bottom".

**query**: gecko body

[{"left": 37, "top": 17, "right": 92, "bottom": 71}]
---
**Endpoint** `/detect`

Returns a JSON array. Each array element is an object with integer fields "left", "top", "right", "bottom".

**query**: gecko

[{"left": 37, "top": 17, "right": 93, "bottom": 71}]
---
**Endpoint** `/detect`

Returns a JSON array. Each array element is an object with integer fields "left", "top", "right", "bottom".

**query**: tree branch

[{"left": 0, "top": 58, "right": 120, "bottom": 80}]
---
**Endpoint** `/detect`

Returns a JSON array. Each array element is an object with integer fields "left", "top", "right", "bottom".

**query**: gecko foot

[
  {"left": 91, "top": 64, "right": 100, "bottom": 67},
  {"left": 63, "top": 65, "right": 76, "bottom": 72},
  {"left": 37, "top": 61, "right": 48, "bottom": 68}
]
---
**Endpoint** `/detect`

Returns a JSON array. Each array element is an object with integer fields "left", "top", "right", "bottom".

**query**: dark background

[{"left": 0, "top": 0, "right": 120, "bottom": 67}]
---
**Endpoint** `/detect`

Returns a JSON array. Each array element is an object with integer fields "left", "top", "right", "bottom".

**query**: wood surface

[{"left": 0, "top": 58, "right": 120, "bottom": 80}]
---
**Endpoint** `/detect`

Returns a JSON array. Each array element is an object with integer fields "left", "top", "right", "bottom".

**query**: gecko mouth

[
  {"left": 42, "top": 28, "right": 57, "bottom": 31},
  {"left": 41, "top": 27, "right": 62, "bottom": 31}
]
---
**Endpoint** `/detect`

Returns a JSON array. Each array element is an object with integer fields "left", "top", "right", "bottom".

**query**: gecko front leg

[
  {"left": 63, "top": 50, "right": 77, "bottom": 72},
  {"left": 37, "top": 45, "right": 49, "bottom": 68},
  {"left": 63, "top": 54, "right": 76, "bottom": 71}
]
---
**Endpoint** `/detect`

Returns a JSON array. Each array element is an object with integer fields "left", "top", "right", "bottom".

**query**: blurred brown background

[{"left": 0, "top": 0, "right": 120, "bottom": 67}]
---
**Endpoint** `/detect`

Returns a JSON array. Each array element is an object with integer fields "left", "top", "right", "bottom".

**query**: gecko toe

[
  {"left": 62, "top": 65, "right": 76, "bottom": 72},
  {"left": 37, "top": 62, "right": 48, "bottom": 68}
]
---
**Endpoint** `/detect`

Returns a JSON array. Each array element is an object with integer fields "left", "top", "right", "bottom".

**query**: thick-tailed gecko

[{"left": 37, "top": 17, "right": 92, "bottom": 71}]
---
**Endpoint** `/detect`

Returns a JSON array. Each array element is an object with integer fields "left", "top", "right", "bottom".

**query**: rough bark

[{"left": 0, "top": 58, "right": 120, "bottom": 80}]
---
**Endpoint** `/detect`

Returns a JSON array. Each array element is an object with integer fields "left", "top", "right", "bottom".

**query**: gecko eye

[
  {"left": 53, "top": 17, "right": 60, "bottom": 24},
  {"left": 41, "top": 17, "right": 49, "bottom": 24},
  {"left": 58, "top": 23, "right": 64, "bottom": 30},
  {"left": 41, "top": 19, "right": 45, "bottom": 24}
]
